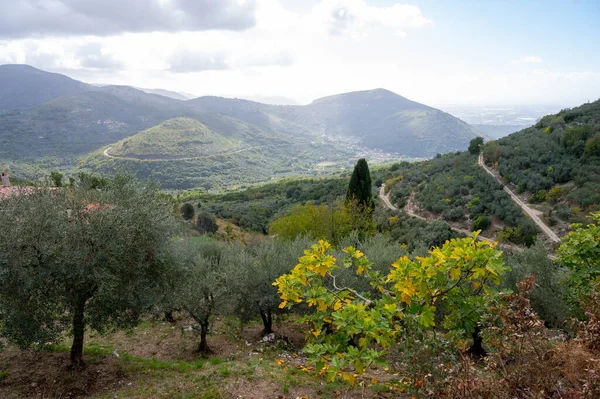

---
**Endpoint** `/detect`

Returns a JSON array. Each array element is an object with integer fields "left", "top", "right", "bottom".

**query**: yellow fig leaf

[{"left": 342, "top": 372, "right": 357, "bottom": 386}]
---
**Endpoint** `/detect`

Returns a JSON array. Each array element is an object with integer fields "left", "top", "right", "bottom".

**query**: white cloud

[
  {"left": 511, "top": 56, "right": 543, "bottom": 64},
  {"left": 309, "top": 0, "right": 431, "bottom": 36},
  {"left": 168, "top": 50, "right": 229, "bottom": 73},
  {"left": 0, "top": 0, "right": 258, "bottom": 38},
  {"left": 1, "top": 1, "right": 596, "bottom": 107}
]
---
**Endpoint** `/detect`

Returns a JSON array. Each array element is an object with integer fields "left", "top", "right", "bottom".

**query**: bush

[
  {"left": 503, "top": 245, "right": 569, "bottom": 328},
  {"left": 180, "top": 203, "right": 195, "bottom": 220},
  {"left": 196, "top": 212, "right": 218, "bottom": 234},
  {"left": 472, "top": 215, "right": 491, "bottom": 231}
]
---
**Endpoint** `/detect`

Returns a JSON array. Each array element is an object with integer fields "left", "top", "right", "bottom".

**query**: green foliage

[
  {"left": 468, "top": 136, "right": 484, "bottom": 155},
  {"left": 489, "top": 100, "right": 600, "bottom": 214},
  {"left": 380, "top": 210, "right": 458, "bottom": 251},
  {"left": 269, "top": 202, "right": 355, "bottom": 246},
  {"left": 346, "top": 158, "right": 373, "bottom": 210},
  {"left": 0, "top": 174, "right": 178, "bottom": 364},
  {"left": 381, "top": 152, "right": 537, "bottom": 244},
  {"left": 557, "top": 212, "right": 600, "bottom": 310},
  {"left": 585, "top": 133, "right": 600, "bottom": 156},
  {"left": 472, "top": 215, "right": 491, "bottom": 231},
  {"left": 73, "top": 172, "right": 108, "bottom": 190},
  {"left": 546, "top": 185, "right": 565, "bottom": 203},
  {"left": 498, "top": 223, "right": 538, "bottom": 246},
  {"left": 196, "top": 212, "right": 218, "bottom": 234},
  {"left": 170, "top": 239, "right": 226, "bottom": 352},
  {"left": 274, "top": 235, "right": 508, "bottom": 381},
  {"left": 503, "top": 245, "right": 569, "bottom": 328},
  {"left": 197, "top": 178, "right": 347, "bottom": 233},
  {"left": 181, "top": 203, "right": 195, "bottom": 220},
  {"left": 223, "top": 238, "right": 311, "bottom": 333},
  {"left": 49, "top": 171, "right": 64, "bottom": 187}
]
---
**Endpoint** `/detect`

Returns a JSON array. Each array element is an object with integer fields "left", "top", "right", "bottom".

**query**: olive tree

[
  {"left": 0, "top": 175, "right": 178, "bottom": 367},
  {"left": 171, "top": 239, "right": 227, "bottom": 353},
  {"left": 224, "top": 238, "right": 311, "bottom": 335}
]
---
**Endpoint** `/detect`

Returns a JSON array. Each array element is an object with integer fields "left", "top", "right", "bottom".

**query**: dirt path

[
  {"left": 380, "top": 185, "right": 498, "bottom": 244},
  {"left": 102, "top": 145, "right": 267, "bottom": 161},
  {"left": 478, "top": 154, "right": 561, "bottom": 243},
  {"left": 380, "top": 183, "right": 557, "bottom": 258},
  {"left": 379, "top": 184, "right": 399, "bottom": 211},
  {"left": 103, "top": 147, "right": 114, "bottom": 158}
]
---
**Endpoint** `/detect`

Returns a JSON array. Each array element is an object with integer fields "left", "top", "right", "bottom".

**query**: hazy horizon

[{"left": 0, "top": 0, "right": 598, "bottom": 108}]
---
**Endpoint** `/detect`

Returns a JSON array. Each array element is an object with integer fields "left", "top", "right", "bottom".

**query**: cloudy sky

[{"left": 0, "top": 0, "right": 599, "bottom": 106}]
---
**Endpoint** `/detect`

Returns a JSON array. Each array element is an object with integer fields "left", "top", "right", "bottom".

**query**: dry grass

[{"left": 0, "top": 316, "right": 405, "bottom": 399}]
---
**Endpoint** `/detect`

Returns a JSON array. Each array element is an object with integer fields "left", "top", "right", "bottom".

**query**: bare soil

[{"left": 0, "top": 316, "right": 404, "bottom": 398}]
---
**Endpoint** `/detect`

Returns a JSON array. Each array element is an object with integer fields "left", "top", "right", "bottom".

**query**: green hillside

[
  {"left": 0, "top": 64, "right": 94, "bottom": 110},
  {"left": 188, "top": 89, "right": 484, "bottom": 157},
  {"left": 0, "top": 66, "right": 485, "bottom": 188},
  {"left": 483, "top": 99, "right": 600, "bottom": 219},
  {"left": 107, "top": 118, "right": 242, "bottom": 159},
  {"left": 299, "top": 89, "right": 483, "bottom": 157},
  {"left": 0, "top": 86, "right": 194, "bottom": 160},
  {"left": 81, "top": 116, "right": 357, "bottom": 190}
]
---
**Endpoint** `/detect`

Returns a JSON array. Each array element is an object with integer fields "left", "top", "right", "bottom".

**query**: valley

[
  {"left": 0, "top": 66, "right": 480, "bottom": 189},
  {"left": 1, "top": 67, "right": 599, "bottom": 399},
  {"left": 1, "top": 2, "right": 600, "bottom": 398}
]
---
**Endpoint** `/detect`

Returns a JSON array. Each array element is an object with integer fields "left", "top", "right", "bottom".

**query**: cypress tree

[{"left": 346, "top": 158, "right": 373, "bottom": 210}]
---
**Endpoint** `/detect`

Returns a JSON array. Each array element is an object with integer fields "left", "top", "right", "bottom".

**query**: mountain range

[{"left": 0, "top": 64, "right": 484, "bottom": 189}]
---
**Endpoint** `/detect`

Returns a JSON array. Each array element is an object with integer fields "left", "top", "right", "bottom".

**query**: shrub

[
  {"left": 472, "top": 215, "right": 491, "bottom": 231},
  {"left": 196, "top": 212, "right": 218, "bottom": 234},
  {"left": 503, "top": 245, "right": 569, "bottom": 328},
  {"left": 181, "top": 203, "right": 195, "bottom": 220}
]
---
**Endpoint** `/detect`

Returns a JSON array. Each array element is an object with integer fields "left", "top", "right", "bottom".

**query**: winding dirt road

[
  {"left": 478, "top": 154, "right": 561, "bottom": 243},
  {"left": 379, "top": 184, "right": 399, "bottom": 211},
  {"left": 379, "top": 185, "right": 497, "bottom": 244},
  {"left": 379, "top": 181, "right": 557, "bottom": 258},
  {"left": 102, "top": 145, "right": 271, "bottom": 161}
]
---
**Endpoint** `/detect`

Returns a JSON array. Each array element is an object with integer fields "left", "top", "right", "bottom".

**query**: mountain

[
  {"left": 300, "top": 89, "right": 483, "bottom": 156},
  {"left": 135, "top": 88, "right": 191, "bottom": 101},
  {"left": 0, "top": 65, "right": 485, "bottom": 188},
  {"left": 187, "top": 89, "right": 484, "bottom": 156},
  {"left": 0, "top": 85, "right": 198, "bottom": 161},
  {"left": 106, "top": 117, "right": 241, "bottom": 159},
  {"left": 0, "top": 64, "right": 94, "bottom": 110}
]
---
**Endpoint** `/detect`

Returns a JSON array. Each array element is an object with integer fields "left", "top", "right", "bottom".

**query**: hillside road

[
  {"left": 379, "top": 184, "right": 399, "bottom": 211},
  {"left": 478, "top": 153, "right": 561, "bottom": 243}
]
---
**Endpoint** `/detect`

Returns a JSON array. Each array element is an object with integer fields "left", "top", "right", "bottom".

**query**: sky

[{"left": 0, "top": 0, "right": 598, "bottom": 106}]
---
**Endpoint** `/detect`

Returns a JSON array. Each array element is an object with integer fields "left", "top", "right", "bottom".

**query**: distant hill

[
  {"left": 135, "top": 88, "right": 191, "bottom": 101},
  {"left": 0, "top": 85, "right": 197, "bottom": 160},
  {"left": 187, "top": 89, "right": 484, "bottom": 157},
  {"left": 82, "top": 116, "right": 355, "bottom": 190},
  {"left": 0, "top": 65, "right": 485, "bottom": 188},
  {"left": 301, "top": 89, "right": 483, "bottom": 157},
  {"left": 0, "top": 64, "right": 94, "bottom": 110},
  {"left": 106, "top": 118, "right": 242, "bottom": 159}
]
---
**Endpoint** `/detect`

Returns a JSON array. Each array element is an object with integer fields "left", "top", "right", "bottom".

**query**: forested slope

[
  {"left": 382, "top": 152, "right": 539, "bottom": 245},
  {"left": 483, "top": 99, "right": 600, "bottom": 221}
]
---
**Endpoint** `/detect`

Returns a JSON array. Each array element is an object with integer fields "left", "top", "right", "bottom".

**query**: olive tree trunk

[
  {"left": 259, "top": 308, "right": 273, "bottom": 335},
  {"left": 197, "top": 317, "right": 211, "bottom": 353},
  {"left": 70, "top": 297, "right": 87, "bottom": 368}
]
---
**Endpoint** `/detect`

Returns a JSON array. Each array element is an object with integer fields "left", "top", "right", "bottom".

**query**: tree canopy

[{"left": 0, "top": 175, "right": 178, "bottom": 367}]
